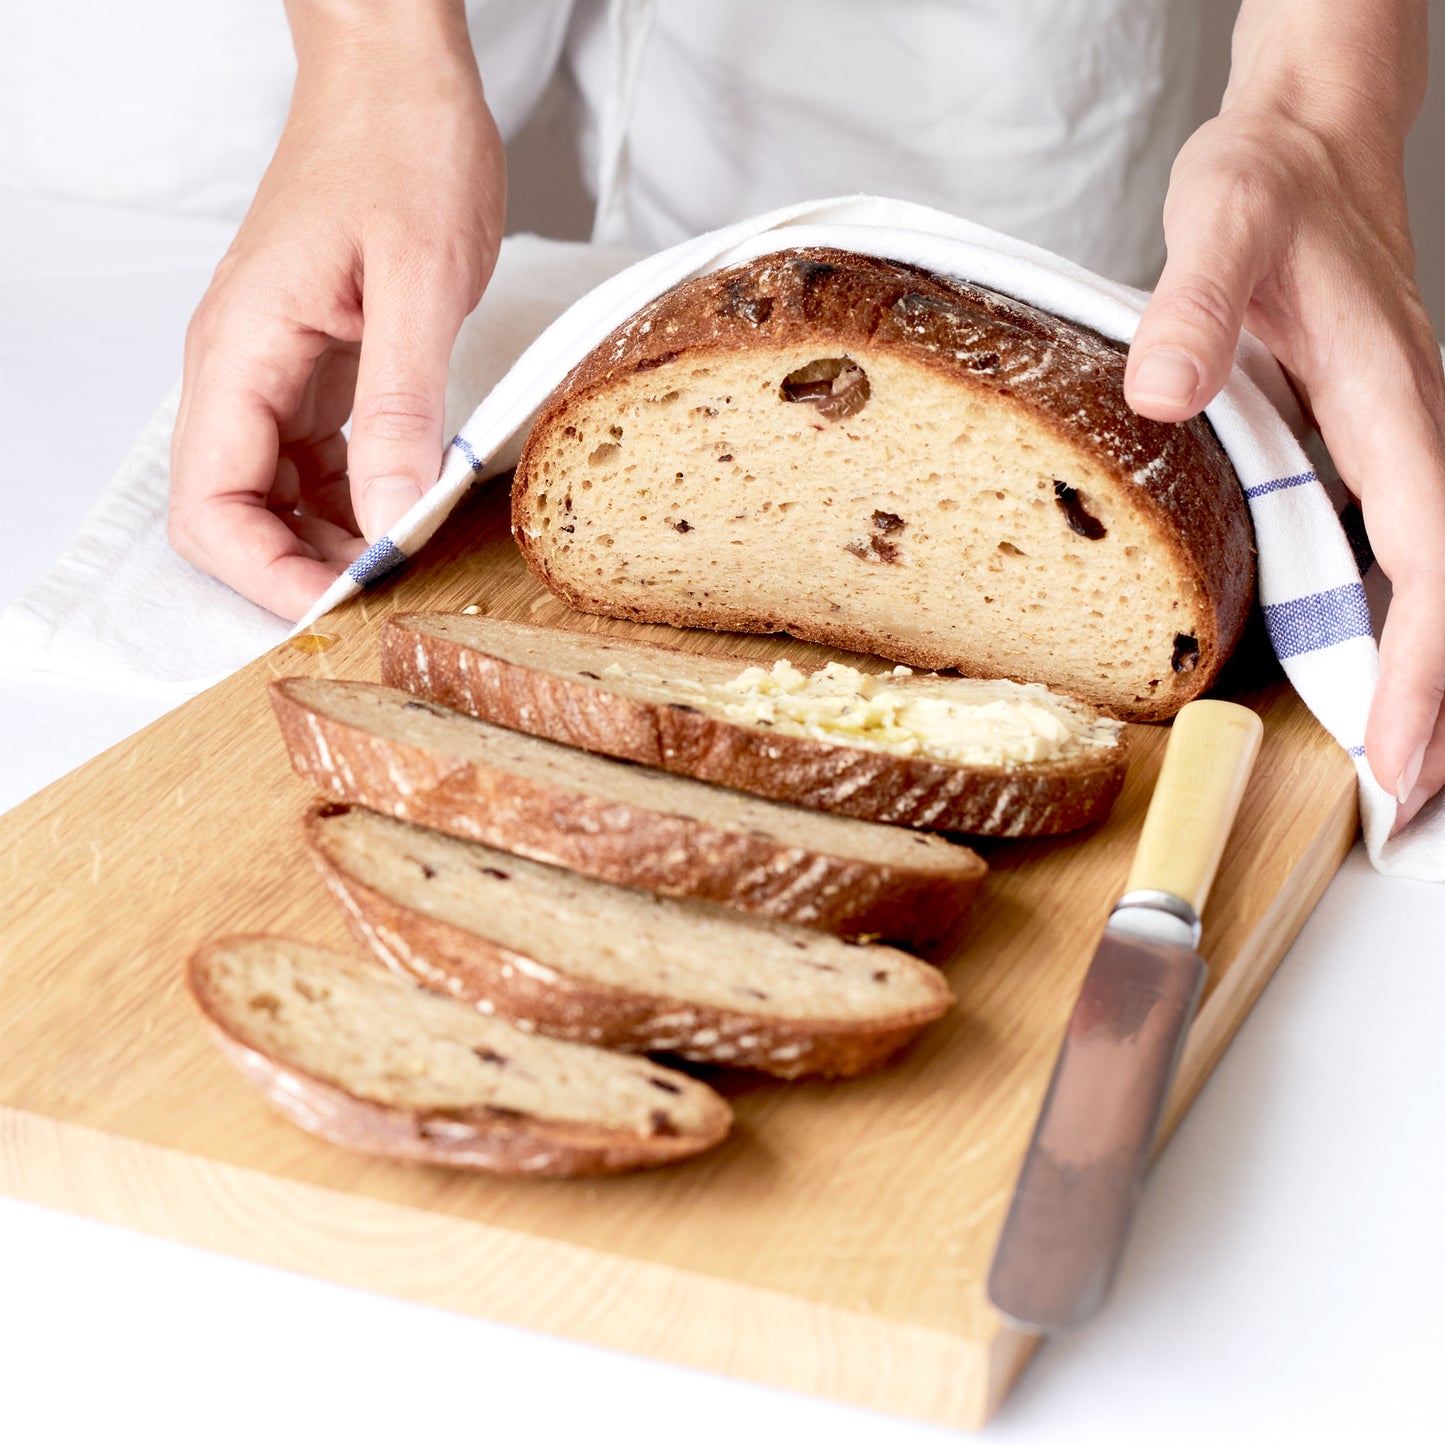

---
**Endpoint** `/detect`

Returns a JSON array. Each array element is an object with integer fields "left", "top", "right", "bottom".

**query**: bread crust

[
  {"left": 186, "top": 937, "right": 731, "bottom": 1176},
  {"left": 512, "top": 248, "right": 1255, "bottom": 723},
  {"left": 305, "top": 804, "right": 954, "bottom": 1079},
  {"left": 270, "top": 679, "right": 986, "bottom": 952},
  {"left": 382, "top": 613, "right": 1128, "bottom": 837}
]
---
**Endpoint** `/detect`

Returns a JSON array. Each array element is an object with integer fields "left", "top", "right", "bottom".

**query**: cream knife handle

[{"left": 1125, "top": 700, "right": 1264, "bottom": 916}]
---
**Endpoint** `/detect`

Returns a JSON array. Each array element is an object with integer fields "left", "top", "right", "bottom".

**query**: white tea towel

[{"left": 3, "top": 196, "right": 1438, "bottom": 878}]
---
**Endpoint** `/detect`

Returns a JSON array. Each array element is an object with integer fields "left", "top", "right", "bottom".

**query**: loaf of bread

[
  {"left": 306, "top": 802, "right": 954, "bottom": 1078},
  {"left": 186, "top": 935, "right": 732, "bottom": 1175},
  {"left": 381, "top": 611, "right": 1128, "bottom": 836},
  {"left": 270, "top": 677, "right": 986, "bottom": 950},
  {"left": 512, "top": 248, "right": 1253, "bottom": 722}
]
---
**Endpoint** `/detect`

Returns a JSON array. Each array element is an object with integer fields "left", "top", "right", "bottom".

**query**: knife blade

[{"left": 987, "top": 699, "right": 1264, "bottom": 1332}]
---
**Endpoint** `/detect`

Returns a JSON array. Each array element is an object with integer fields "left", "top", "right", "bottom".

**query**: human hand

[
  {"left": 169, "top": 0, "right": 505, "bottom": 620},
  {"left": 1125, "top": 0, "right": 1443, "bottom": 830}
]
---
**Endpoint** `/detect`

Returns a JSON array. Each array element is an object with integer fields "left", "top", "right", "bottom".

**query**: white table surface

[{"left": 1, "top": 192, "right": 1440, "bottom": 1445}]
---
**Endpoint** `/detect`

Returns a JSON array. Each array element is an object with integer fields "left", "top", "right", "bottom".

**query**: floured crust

[
  {"left": 381, "top": 612, "right": 1128, "bottom": 836},
  {"left": 186, "top": 936, "right": 732, "bottom": 1176},
  {"left": 512, "top": 247, "right": 1254, "bottom": 722},
  {"left": 305, "top": 803, "right": 954, "bottom": 1079},
  {"left": 269, "top": 677, "right": 987, "bottom": 952}
]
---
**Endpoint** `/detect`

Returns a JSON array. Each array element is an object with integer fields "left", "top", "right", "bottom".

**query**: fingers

[
  {"left": 1126, "top": 148, "right": 1271, "bottom": 423},
  {"left": 1392, "top": 705, "right": 1445, "bottom": 834},
  {"left": 268, "top": 454, "right": 302, "bottom": 513},
  {"left": 285, "top": 511, "right": 370, "bottom": 566},
  {"left": 1368, "top": 552, "right": 1445, "bottom": 817},
  {"left": 170, "top": 309, "right": 351, "bottom": 620},
  {"left": 1314, "top": 337, "right": 1445, "bottom": 813},
  {"left": 1374, "top": 562, "right": 1445, "bottom": 794},
  {"left": 288, "top": 432, "right": 356, "bottom": 532},
  {"left": 346, "top": 259, "right": 471, "bottom": 542}
]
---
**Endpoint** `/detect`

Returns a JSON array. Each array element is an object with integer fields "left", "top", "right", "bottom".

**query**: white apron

[
  {"left": 0, "top": 1, "right": 1208, "bottom": 285},
  {"left": 564, "top": 0, "right": 1207, "bottom": 285}
]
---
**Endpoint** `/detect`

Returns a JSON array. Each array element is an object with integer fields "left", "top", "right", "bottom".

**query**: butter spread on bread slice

[
  {"left": 512, "top": 248, "right": 1253, "bottom": 722},
  {"left": 381, "top": 612, "right": 1128, "bottom": 836}
]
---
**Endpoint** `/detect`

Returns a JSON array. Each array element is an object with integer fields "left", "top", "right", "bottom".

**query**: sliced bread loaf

[
  {"left": 187, "top": 935, "right": 731, "bottom": 1175},
  {"left": 270, "top": 677, "right": 986, "bottom": 950},
  {"left": 381, "top": 611, "right": 1128, "bottom": 836},
  {"left": 306, "top": 802, "right": 954, "bottom": 1078},
  {"left": 512, "top": 248, "right": 1254, "bottom": 722}
]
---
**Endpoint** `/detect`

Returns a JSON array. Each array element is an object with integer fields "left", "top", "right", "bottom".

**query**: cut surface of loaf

[
  {"left": 382, "top": 611, "right": 1128, "bottom": 836},
  {"left": 512, "top": 248, "right": 1254, "bottom": 722},
  {"left": 270, "top": 677, "right": 986, "bottom": 951},
  {"left": 186, "top": 935, "right": 731, "bottom": 1175},
  {"left": 307, "top": 803, "right": 954, "bottom": 1078}
]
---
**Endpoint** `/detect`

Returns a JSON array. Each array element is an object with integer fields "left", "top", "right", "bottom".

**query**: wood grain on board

[{"left": 0, "top": 483, "right": 1358, "bottom": 1429}]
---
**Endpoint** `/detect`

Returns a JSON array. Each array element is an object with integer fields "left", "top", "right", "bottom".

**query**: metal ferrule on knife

[{"left": 1107, "top": 889, "right": 1202, "bottom": 949}]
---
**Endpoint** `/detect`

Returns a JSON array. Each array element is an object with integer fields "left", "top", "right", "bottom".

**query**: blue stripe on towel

[
  {"left": 1243, "top": 470, "right": 1317, "bottom": 500},
  {"left": 451, "top": 434, "right": 484, "bottom": 471},
  {"left": 1263, "top": 582, "right": 1372, "bottom": 659},
  {"left": 1347, "top": 744, "right": 1366, "bottom": 758},
  {"left": 347, "top": 537, "right": 408, "bottom": 587}
]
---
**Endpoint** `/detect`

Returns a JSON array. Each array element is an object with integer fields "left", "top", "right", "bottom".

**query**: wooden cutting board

[{"left": 0, "top": 484, "right": 1357, "bottom": 1430}]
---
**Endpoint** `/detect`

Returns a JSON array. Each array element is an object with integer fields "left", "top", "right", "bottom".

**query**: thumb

[
  {"left": 1126, "top": 178, "right": 1267, "bottom": 424},
  {"left": 348, "top": 269, "right": 466, "bottom": 543}
]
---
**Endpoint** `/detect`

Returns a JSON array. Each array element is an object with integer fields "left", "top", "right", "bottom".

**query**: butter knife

[{"left": 987, "top": 699, "right": 1264, "bottom": 1332}]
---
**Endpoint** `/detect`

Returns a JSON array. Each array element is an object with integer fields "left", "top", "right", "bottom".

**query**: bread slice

[
  {"left": 270, "top": 677, "right": 985, "bottom": 951},
  {"left": 186, "top": 935, "right": 731, "bottom": 1175},
  {"left": 512, "top": 247, "right": 1254, "bottom": 722},
  {"left": 305, "top": 802, "right": 954, "bottom": 1078},
  {"left": 381, "top": 611, "right": 1128, "bottom": 836}
]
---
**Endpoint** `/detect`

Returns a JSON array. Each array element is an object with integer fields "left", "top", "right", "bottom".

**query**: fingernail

[
  {"left": 1392, "top": 785, "right": 1430, "bottom": 836},
  {"left": 1132, "top": 350, "right": 1200, "bottom": 409},
  {"left": 1395, "top": 741, "right": 1427, "bottom": 804},
  {"left": 360, "top": 477, "right": 422, "bottom": 541}
]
